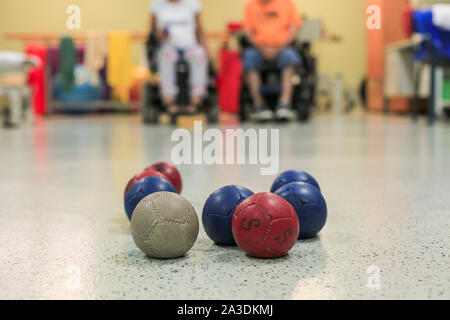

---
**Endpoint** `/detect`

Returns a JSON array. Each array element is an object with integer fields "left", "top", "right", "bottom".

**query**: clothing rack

[
  {"left": 4, "top": 31, "right": 227, "bottom": 115},
  {"left": 4, "top": 31, "right": 227, "bottom": 45}
]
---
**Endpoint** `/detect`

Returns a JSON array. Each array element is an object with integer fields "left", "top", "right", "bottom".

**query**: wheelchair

[
  {"left": 239, "top": 38, "right": 317, "bottom": 122},
  {"left": 141, "top": 33, "right": 219, "bottom": 124}
]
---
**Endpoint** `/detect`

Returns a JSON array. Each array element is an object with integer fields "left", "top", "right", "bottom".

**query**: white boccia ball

[{"left": 130, "top": 192, "right": 199, "bottom": 259}]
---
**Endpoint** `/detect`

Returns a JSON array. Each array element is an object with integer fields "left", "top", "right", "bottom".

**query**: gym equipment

[
  {"left": 0, "top": 51, "right": 39, "bottom": 128},
  {"left": 146, "top": 162, "right": 182, "bottom": 193},
  {"left": 124, "top": 177, "right": 176, "bottom": 221},
  {"left": 124, "top": 168, "right": 168, "bottom": 197},
  {"left": 275, "top": 182, "right": 327, "bottom": 239},
  {"left": 271, "top": 170, "right": 320, "bottom": 193},
  {"left": 231, "top": 192, "right": 299, "bottom": 259},
  {"left": 141, "top": 32, "right": 219, "bottom": 125},
  {"left": 131, "top": 192, "right": 199, "bottom": 259},
  {"left": 202, "top": 185, "right": 254, "bottom": 246}
]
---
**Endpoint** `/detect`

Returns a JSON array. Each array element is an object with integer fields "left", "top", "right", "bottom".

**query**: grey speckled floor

[{"left": 0, "top": 113, "right": 448, "bottom": 300}]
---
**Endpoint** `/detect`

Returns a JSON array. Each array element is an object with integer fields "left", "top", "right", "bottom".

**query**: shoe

[
  {"left": 253, "top": 103, "right": 274, "bottom": 122},
  {"left": 275, "top": 103, "right": 296, "bottom": 122}
]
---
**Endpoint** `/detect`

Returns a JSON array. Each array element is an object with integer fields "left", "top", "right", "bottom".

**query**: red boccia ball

[
  {"left": 146, "top": 162, "right": 182, "bottom": 193},
  {"left": 124, "top": 169, "right": 168, "bottom": 197},
  {"left": 232, "top": 193, "right": 300, "bottom": 259}
]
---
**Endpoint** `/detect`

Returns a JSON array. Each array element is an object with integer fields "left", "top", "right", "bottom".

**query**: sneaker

[
  {"left": 275, "top": 103, "right": 296, "bottom": 121},
  {"left": 253, "top": 103, "right": 274, "bottom": 122}
]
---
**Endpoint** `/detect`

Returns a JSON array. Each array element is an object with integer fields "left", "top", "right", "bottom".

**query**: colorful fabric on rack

[
  {"left": 217, "top": 48, "right": 242, "bottom": 113},
  {"left": 59, "top": 36, "right": 76, "bottom": 91},
  {"left": 25, "top": 43, "right": 47, "bottom": 115},
  {"left": 85, "top": 32, "right": 107, "bottom": 73},
  {"left": 48, "top": 46, "right": 85, "bottom": 77},
  {"left": 107, "top": 32, "right": 132, "bottom": 103}
]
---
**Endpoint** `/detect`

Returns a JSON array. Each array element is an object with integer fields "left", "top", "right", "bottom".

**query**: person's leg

[
  {"left": 247, "top": 71, "right": 264, "bottom": 106},
  {"left": 276, "top": 48, "right": 302, "bottom": 120},
  {"left": 158, "top": 44, "right": 179, "bottom": 113},
  {"left": 243, "top": 48, "right": 264, "bottom": 106},
  {"left": 186, "top": 45, "right": 208, "bottom": 113},
  {"left": 243, "top": 48, "right": 273, "bottom": 121},
  {"left": 280, "top": 65, "right": 295, "bottom": 104}
]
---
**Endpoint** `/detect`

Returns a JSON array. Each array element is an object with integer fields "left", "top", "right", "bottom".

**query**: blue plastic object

[
  {"left": 413, "top": 10, "right": 450, "bottom": 60},
  {"left": 271, "top": 170, "right": 320, "bottom": 193},
  {"left": 202, "top": 185, "right": 254, "bottom": 246},
  {"left": 124, "top": 177, "right": 177, "bottom": 221},
  {"left": 413, "top": 10, "right": 433, "bottom": 34},
  {"left": 275, "top": 182, "right": 327, "bottom": 239},
  {"left": 53, "top": 65, "right": 103, "bottom": 102}
]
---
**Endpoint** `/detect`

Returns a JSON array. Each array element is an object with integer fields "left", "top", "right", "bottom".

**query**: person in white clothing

[{"left": 150, "top": 0, "right": 209, "bottom": 114}]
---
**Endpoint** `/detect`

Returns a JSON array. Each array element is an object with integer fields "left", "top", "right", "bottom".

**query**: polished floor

[{"left": 0, "top": 112, "right": 448, "bottom": 300}]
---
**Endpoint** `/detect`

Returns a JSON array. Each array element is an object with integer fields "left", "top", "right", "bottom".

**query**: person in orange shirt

[{"left": 243, "top": 0, "right": 303, "bottom": 121}]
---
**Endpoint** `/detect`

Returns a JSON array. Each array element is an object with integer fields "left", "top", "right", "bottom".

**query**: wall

[{"left": 0, "top": 0, "right": 366, "bottom": 88}]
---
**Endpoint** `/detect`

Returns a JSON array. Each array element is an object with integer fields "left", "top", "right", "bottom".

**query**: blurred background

[
  {"left": 0, "top": 0, "right": 449, "bottom": 300},
  {"left": 0, "top": 0, "right": 449, "bottom": 125}
]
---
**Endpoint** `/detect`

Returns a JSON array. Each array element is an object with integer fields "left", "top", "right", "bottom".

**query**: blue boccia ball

[
  {"left": 275, "top": 182, "right": 327, "bottom": 239},
  {"left": 124, "top": 176, "right": 177, "bottom": 221},
  {"left": 270, "top": 170, "right": 321, "bottom": 193},
  {"left": 202, "top": 185, "right": 254, "bottom": 246}
]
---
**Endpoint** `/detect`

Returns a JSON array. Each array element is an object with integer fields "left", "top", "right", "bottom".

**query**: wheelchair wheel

[
  {"left": 141, "top": 81, "right": 160, "bottom": 124},
  {"left": 294, "top": 90, "right": 311, "bottom": 122},
  {"left": 206, "top": 93, "right": 219, "bottom": 123},
  {"left": 143, "top": 106, "right": 160, "bottom": 124},
  {"left": 297, "top": 103, "right": 310, "bottom": 122},
  {"left": 239, "top": 85, "right": 251, "bottom": 122}
]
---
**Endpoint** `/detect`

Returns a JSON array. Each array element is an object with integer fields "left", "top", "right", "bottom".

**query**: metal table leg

[{"left": 429, "top": 63, "right": 436, "bottom": 124}]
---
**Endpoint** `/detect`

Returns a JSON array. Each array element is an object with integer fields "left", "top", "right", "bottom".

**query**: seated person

[
  {"left": 243, "top": 0, "right": 303, "bottom": 121},
  {"left": 150, "top": 0, "right": 209, "bottom": 114}
]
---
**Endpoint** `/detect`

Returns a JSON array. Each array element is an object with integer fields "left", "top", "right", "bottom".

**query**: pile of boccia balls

[
  {"left": 123, "top": 162, "right": 200, "bottom": 259},
  {"left": 124, "top": 164, "right": 327, "bottom": 260},
  {"left": 202, "top": 170, "right": 327, "bottom": 259}
]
